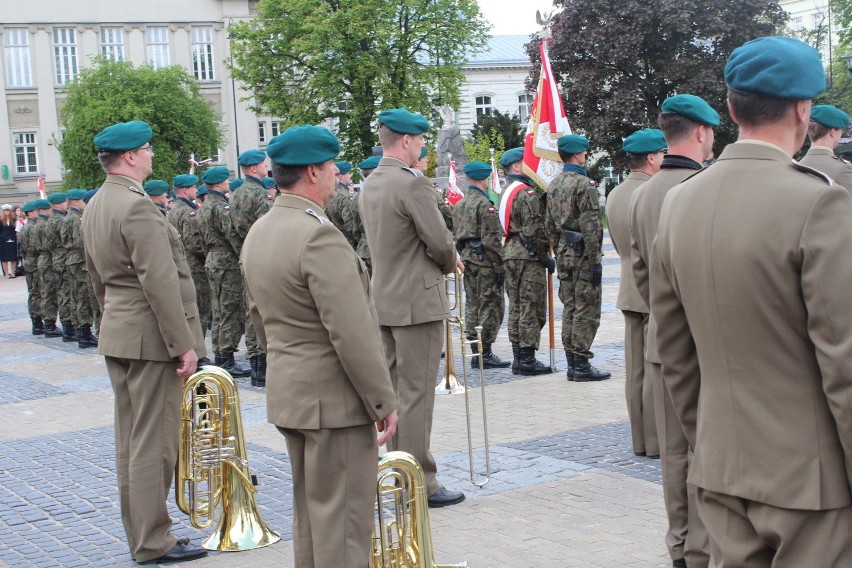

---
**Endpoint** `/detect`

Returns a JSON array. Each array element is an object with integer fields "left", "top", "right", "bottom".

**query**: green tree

[
  {"left": 228, "top": 0, "right": 489, "bottom": 160},
  {"left": 831, "top": 0, "right": 852, "bottom": 46},
  {"left": 470, "top": 110, "right": 525, "bottom": 149},
  {"left": 527, "top": 0, "right": 788, "bottom": 174},
  {"left": 463, "top": 130, "right": 505, "bottom": 164},
  {"left": 58, "top": 57, "right": 223, "bottom": 189}
]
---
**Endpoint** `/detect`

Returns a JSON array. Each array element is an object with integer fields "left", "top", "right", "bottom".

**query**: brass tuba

[
  {"left": 371, "top": 451, "right": 467, "bottom": 568},
  {"left": 176, "top": 366, "right": 280, "bottom": 551}
]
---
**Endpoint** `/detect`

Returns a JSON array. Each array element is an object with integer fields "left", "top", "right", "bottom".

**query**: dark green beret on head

[
  {"left": 378, "top": 108, "right": 429, "bottom": 135},
  {"left": 229, "top": 179, "right": 244, "bottom": 191},
  {"left": 419, "top": 147, "right": 428, "bottom": 160},
  {"left": 262, "top": 177, "right": 276, "bottom": 189},
  {"left": 335, "top": 161, "right": 353, "bottom": 174},
  {"left": 237, "top": 149, "right": 266, "bottom": 167},
  {"left": 66, "top": 189, "right": 87, "bottom": 201},
  {"left": 623, "top": 129, "right": 667, "bottom": 155},
  {"left": 196, "top": 186, "right": 208, "bottom": 196},
  {"left": 267, "top": 125, "right": 340, "bottom": 166},
  {"left": 202, "top": 166, "right": 230, "bottom": 185},
  {"left": 811, "top": 105, "right": 849, "bottom": 129},
  {"left": 48, "top": 193, "right": 67, "bottom": 205},
  {"left": 557, "top": 134, "right": 589, "bottom": 154},
  {"left": 143, "top": 180, "right": 169, "bottom": 196},
  {"left": 94, "top": 120, "right": 152, "bottom": 152},
  {"left": 661, "top": 95, "right": 720, "bottom": 127},
  {"left": 499, "top": 147, "right": 525, "bottom": 167},
  {"left": 83, "top": 190, "right": 98, "bottom": 204},
  {"left": 463, "top": 161, "right": 492, "bottom": 180},
  {"left": 725, "top": 36, "right": 825, "bottom": 100},
  {"left": 22, "top": 201, "right": 35, "bottom": 213},
  {"left": 359, "top": 156, "right": 381, "bottom": 170},
  {"left": 34, "top": 199, "right": 51, "bottom": 210},
  {"left": 172, "top": 174, "right": 200, "bottom": 188}
]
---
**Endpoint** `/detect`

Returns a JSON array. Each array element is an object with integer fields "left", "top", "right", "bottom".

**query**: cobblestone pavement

[{"left": 0, "top": 232, "right": 673, "bottom": 568}]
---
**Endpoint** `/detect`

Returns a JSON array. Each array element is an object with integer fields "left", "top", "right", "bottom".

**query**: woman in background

[{"left": 0, "top": 204, "right": 18, "bottom": 278}]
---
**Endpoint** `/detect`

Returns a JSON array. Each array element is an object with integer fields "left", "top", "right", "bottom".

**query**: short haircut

[
  {"left": 377, "top": 125, "right": 405, "bottom": 148},
  {"left": 271, "top": 162, "right": 308, "bottom": 189},
  {"left": 808, "top": 121, "right": 832, "bottom": 141},
  {"left": 727, "top": 89, "right": 795, "bottom": 128},
  {"left": 361, "top": 168, "right": 375, "bottom": 179},
  {"left": 558, "top": 150, "right": 579, "bottom": 162},
  {"left": 628, "top": 153, "right": 650, "bottom": 170},
  {"left": 97, "top": 151, "right": 123, "bottom": 172},
  {"left": 657, "top": 113, "right": 702, "bottom": 145}
]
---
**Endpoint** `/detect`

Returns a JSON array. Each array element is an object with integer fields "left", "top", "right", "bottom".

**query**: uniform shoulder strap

[
  {"left": 792, "top": 162, "right": 833, "bottom": 185},
  {"left": 305, "top": 208, "right": 326, "bottom": 224}
]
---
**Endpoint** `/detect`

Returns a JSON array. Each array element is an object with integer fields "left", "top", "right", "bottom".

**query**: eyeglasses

[{"left": 137, "top": 144, "right": 153, "bottom": 154}]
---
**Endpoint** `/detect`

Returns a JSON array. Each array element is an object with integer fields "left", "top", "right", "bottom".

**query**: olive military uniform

[{"left": 167, "top": 197, "right": 210, "bottom": 336}]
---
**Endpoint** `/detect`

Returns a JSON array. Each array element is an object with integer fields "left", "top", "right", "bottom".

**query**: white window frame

[
  {"left": 258, "top": 121, "right": 267, "bottom": 144},
  {"left": 270, "top": 121, "right": 282, "bottom": 137},
  {"left": 475, "top": 94, "right": 494, "bottom": 117},
  {"left": 518, "top": 93, "right": 534, "bottom": 121},
  {"left": 53, "top": 27, "right": 78, "bottom": 85},
  {"left": 146, "top": 27, "right": 171, "bottom": 69},
  {"left": 13, "top": 132, "right": 39, "bottom": 175},
  {"left": 100, "top": 27, "right": 125, "bottom": 61},
  {"left": 191, "top": 26, "right": 215, "bottom": 81},
  {"left": 4, "top": 28, "right": 32, "bottom": 88}
]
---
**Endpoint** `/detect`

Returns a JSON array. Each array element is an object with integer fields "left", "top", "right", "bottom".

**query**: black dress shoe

[
  {"left": 672, "top": 559, "right": 687, "bottom": 568},
  {"left": 427, "top": 486, "right": 465, "bottom": 508},
  {"left": 138, "top": 542, "right": 208, "bottom": 564}
]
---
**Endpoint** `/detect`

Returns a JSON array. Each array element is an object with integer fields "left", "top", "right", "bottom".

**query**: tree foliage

[
  {"left": 470, "top": 109, "right": 525, "bottom": 149},
  {"left": 58, "top": 57, "right": 223, "bottom": 189},
  {"left": 527, "top": 0, "right": 787, "bottom": 174},
  {"left": 463, "top": 130, "right": 505, "bottom": 164},
  {"left": 228, "top": 0, "right": 489, "bottom": 161},
  {"left": 831, "top": 0, "right": 852, "bottom": 46}
]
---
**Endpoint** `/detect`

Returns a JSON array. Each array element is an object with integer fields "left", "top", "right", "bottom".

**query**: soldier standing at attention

[
  {"left": 326, "top": 161, "right": 357, "bottom": 249},
  {"left": 231, "top": 150, "right": 270, "bottom": 387},
  {"left": 168, "top": 174, "right": 210, "bottom": 356},
  {"left": 630, "top": 94, "right": 718, "bottom": 568},
  {"left": 33, "top": 199, "right": 61, "bottom": 337},
  {"left": 81, "top": 120, "right": 207, "bottom": 565},
  {"left": 61, "top": 189, "right": 98, "bottom": 348},
  {"left": 142, "top": 180, "right": 170, "bottom": 215},
  {"left": 799, "top": 104, "right": 852, "bottom": 191},
  {"left": 545, "top": 135, "right": 611, "bottom": 381},
  {"left": 606, "top": 129, "right": 666, "bottom": 458},
  {"left": 197, "top": 166, "right": 251, "bottom": 379},
  {"left": 19, "top": 202, "right": 43, "bottom": 335},
  {"left": 81, "top": 190, "right": 101, "bottom": 334},
  {"left": 46, "top": 193, "right": 75, "bottom": 342},
  {"left": 651, "top": 36, "right": 852, "bottom": 566},
  {"left": 498, "top": 147, "right": 553, "bottom": 376},
  {"left": 346, "top": 155, "right": 380, "bottom": 275},
  {"left": 416, "top": 147, "right": 453, "bottom": 231},
  {"left": 452, "top": 161, "right": 511, "bottom": 369},
  {"left": 195, "top": 185, "right": 207, "bottom": 205},
  {"left": 360, "top": 108, "right": 465, "bottom": 508}
]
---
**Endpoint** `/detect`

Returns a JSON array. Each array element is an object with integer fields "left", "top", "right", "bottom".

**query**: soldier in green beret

[
  {"left": 452, "top": 162, "right": 510, "bottom": 368},
  {"left": 44, "top": 193, "right": 77, "bottom": 341},
  {"left": 799, "top": 105, "right": 852, "bottom": 191},
  {"left": 415, "top": 147, "right": 453, "bottom": 231},
  {"left": 18, "top": 202, "right": 44, "bottom": 335},
  {"left": 60, "top": 190, "right": 98, "bottom": 348},
  {"left": 31, "top": 200, "right": 61, "bottom": 336},
  {"left": 325, "top": 161, "right": 357, "bottom": 249},
  {"left": 142, "top": 179, "right": 170, "bottom": 214}
]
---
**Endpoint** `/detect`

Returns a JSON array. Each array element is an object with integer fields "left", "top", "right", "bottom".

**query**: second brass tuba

[{"left": 176, "top": 366, "right": 280, "bottom": 551}]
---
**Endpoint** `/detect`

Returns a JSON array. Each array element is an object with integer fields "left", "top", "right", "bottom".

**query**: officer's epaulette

[
  {"left": 791, "top": 162, "right": 833, "bottom": 185},
  {"left": 128, "top": 185, "right": 146, "bottom": 196},
  {"left": 305, "top": 208, "right": 327, "bottom": 224},
  {"left": 680, "top": 166, "right": 711, "bottom": 184},
  {"left": 402, "top": 167, "right": 423, "bottom": 177}
]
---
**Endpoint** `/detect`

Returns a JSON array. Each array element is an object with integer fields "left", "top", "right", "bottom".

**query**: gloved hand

[
  {"left": 496, "top": 271, "right": 505, "bottom": 287},
  {"left": 544, "top": 257, "right": 556, "bottom": 274},
  {"left": 590, "top": 263, "right": 603, "bottom": 286}
]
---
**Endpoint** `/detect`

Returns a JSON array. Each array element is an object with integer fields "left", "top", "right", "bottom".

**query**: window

[
  {"left": 191, "top": 26, "right": 215, "bottom": 81},
  {"left": 146, "top": 27, "right": 170, "bottom": 69},
  {"left": 100, "top": 27, "right": 125, "bottom": 61},
  {"left": 258, "top": 122, "right": 267, "bottom": 144},
  {"left": 475, "top": 95, "right": 493, "bottom": 117},
  {"left": 811, "top": 13, "right": 824, "bottom": 29},
  {"left": 518, "top": 93, "right": 534, "bottom": 120},
  {"left": 791, "top": 16, "right": 804, "bottom": 31},
  {"left": 53, "top": 27, "right": 78, "bottom": 85},
  {"left": 270, "top": 121, "right": 282, "bottom": 137},
  {"left": 4, "top": 28, "right": 32, "bottom": 87},
  {"left": 13, "top": 132, "right": 38, "bottom": 174}
]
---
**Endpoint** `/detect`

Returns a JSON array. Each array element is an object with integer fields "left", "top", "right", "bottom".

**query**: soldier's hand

[
  {"left": 544, "top": 257, "right": 556, "bottom": 273},
  {"left": 590, "top": 263, "right": 603, "bottom": 286},
  {"left": 177, "top": 348, "right": 199, "bottom": 379},
  {"left": 455, "top": 256, "right": 465, "bottom": 274},
  {"left": 496, "top": 271, "right": 505, "bottom": 287},
  {"left": 376, "top": 410, "right": 399, "bottom": 447}
]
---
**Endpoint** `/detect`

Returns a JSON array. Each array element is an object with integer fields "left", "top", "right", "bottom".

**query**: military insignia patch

[
  {"left": 267, "top": 194, "right": 274, "bottom": 200},
  {"left": 224, "top": 205, "right": 230, "bottom": 211},
  {"left": 189, "top": 211, "right": 196, "bottom": 217},
  {"left": 488, "top": 207, "right": 496, "bottom": 214},
  {"left": 526, "top": 189, "right": 536, "bottom": 196},
  {"left": 589, "top": 180, "right": 597, "bottom": 186}
]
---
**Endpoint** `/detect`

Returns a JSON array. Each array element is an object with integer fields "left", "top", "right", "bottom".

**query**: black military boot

[
  {"left": 565, "top": 351, "right": 575, "bottom": 381},
  {"left": 61, "top": 321, "right": 77, "bottom": 343},
  {"left": 480, "top": 343, "right": 511, "bottom": 369},
  {"left": 469, "top": 341, "right": 479, "bottom": 369},
  {"left": 220, "top": 353, "right": 251, "bottom": 378},
  {"left": 196, "top": 357, "right": 211, "bottom": 372},
  {"left": 214, "top": 353, "right": 223, "bottom": 366},
  {"left": 43, "top": 320, "right": 62, "bottom": 338},
  {"left": 77, "top": 325, "right": 98, "bottom": 348},
  {"left": 511, "top": 342, "right": 520, "bottom": 375},
  {"left": 31, "top": 316, "right": 44, "bottom": 336},
  {"left": 249, "top": 356, "right": 258, "bottom": 386},
  {"left": 518, "top": 347, "right": 552, "bottom": 376},
  {"left": 572, "top": 355, "right": 611, "bottom": 382},
  {"left": 254, "top": 354, "right": 267, "bottom": 387}
]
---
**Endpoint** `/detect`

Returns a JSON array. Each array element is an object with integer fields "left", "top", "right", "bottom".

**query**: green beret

[
  {"left": 48, "top": 193, "right": 67, "bottom": 205},
  {"left": 34, "top": 199, "right": 51, "bottom": 210},
  {"left": 197, "top": 186, "right": 208, "bottom": 196},
  {"left": 725, "top": 36, "right": 825, "bottom": 100},
  {"left": 359, "top": 156, "right": 381, "bottom": 170},
  {"left": 66, "top": 189, "right": 88, "bottom": 201},
  {"left": 143, "top": 180, "right": 169, "bottom": 196},
  {"left": 499, "top": 147, "right": 524, "bottom": 167},
  {"left": 267, "top": 125, "right": 340, "bottom": 166},
  {"left": 229, "top": 178, "right": 244, "bottom": 191},
  {"left": 419, "top": 147, "right": 428, "bottom": 160},
  {"left": 202, "top": 166, "right": 230, "bottom": 185},
  {"left": 172, "top": 174, "right": 200, "bottom": 188},
  {"left": 21, "top": 201, "right": 36, "bottom": 213},
  {"left": 378, "top": 108, "right": 429, "bottom": 135},
  {"left": 94, "top": 120, "right": 153, "bottom": 152},
  {"left": 623, "top": 129, "right": 667, "bottom": 155},
  {"left": 83, "top": 190, "right": 98, "bottom": 204},
  {"left": 335, "top": 161, "right": 353, "bottom": 174},
  {"left": 262, "top": 177, "right": 276, "bottom": 189},
  {"left": 463, "top": 161, "right": 492, "bottom": 180},
  {"left": 811, "top": 105, "right": 850, "bottom": 130},
  {"left": 661, "top": 94, "right": 720, "bottom": 127},
  {"left": 237, "top": 149, "right": 267, "bottom": 167},
  {"left": 557, "top": 134, "right": 589, "bottom": 154}
]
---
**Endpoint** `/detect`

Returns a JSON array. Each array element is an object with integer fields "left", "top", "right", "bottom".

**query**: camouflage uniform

[
  {"left": 47, "top": 209, "right": 75, "bottom": 333},
  {"left": 452, "top": 187, "right": 505, "bottom": 346},
  {"left": 326, "top": 184, "right": 357, "bottom": 249},
  {"left": 545, "top": 165, "right": 604, "bottom": 362},
  {"left": 61, "top": 207, "right": 98, "bottom": 346},
  {"left": 34, "top": 211, "right": 60, "bottom": 332},
  {"left": 345, "top": 192, "right": 371, "bottom": 275},
  {"left": 18, "top": 218, "right": 42, "bottom": 326},
  {"left": 167, "top": 197, "right": 210, "bottom": 335},
  {"left": 435, "top": 188, "right": 453, "bottom": 232}
]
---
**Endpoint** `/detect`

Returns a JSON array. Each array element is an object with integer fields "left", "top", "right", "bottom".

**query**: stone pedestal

[{"left": 436, "top": 126, "right": 468, "bottom": 178}]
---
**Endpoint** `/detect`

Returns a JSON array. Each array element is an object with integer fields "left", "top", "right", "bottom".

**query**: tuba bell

[{"left": 176, "top": 366, "right": 280, "bottom": 551}]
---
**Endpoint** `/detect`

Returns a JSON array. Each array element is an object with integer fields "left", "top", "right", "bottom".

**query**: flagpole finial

[
  {"left": 536, "top": 10, "right": 555, "bottom": 39},
  {"left": 489, "top": 147, "right": 495, "bottom": 157}
]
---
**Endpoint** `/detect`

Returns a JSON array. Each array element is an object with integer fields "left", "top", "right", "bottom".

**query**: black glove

[
  {"left": 496, "top": 271, "right": 505, "bottom": 287},
  {"left": 544, "top": 257, "right": 556, "bottom": 274},
  {"left": 590, "top": 263, "right": 603, "bottom": 286}
]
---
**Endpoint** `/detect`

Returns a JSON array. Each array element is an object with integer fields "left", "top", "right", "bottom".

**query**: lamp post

[{"left": 227, "top": 19, "right": 242, "bottom": 178}]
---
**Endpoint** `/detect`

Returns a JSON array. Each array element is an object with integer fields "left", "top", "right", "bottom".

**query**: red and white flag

[
  {"left": 37, "top": 177, "right": 46, "bottom": 199},
  {"left": 490, "top": 153, "right": 502, "bottom": 196},
  {"left": 522, "top": 39, "right": 572, "bottom": 190},
  {"left": 446, "top": 160, "right": 464, "bottom": 206}
]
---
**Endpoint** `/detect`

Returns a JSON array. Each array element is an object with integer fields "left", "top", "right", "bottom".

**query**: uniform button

[{"left": 376, "top": 403, "right": 383, "bottom": 409}]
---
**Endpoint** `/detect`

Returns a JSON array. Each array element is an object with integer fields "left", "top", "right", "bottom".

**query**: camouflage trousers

[
  {"left": 505, "top": 259, "right": 547, "bottom": 350},
  {"left": 54, "top": 264, "right": 75, "bottom": 324},
  {"left": 67, "top": 263, "right": 98, "bottom": 327},
  {"left": 24, "top": 260, "right": 41, "bottom": 319},
  {"left": 462, "top": 263, "right": 505, "bottom": 344},
  {"left": 208, "top": 268, "right": 245, "bottom": 354},
  {"left": 243, "top": 288, "right": 264, "bottom": 358},
  {"left": 38, "top": 260, "right": 59, "bottom": 322},
  {"left": 191, "top": 270, "right": 211, "bottom": 336},
  {"left": 557, "top": 257, "right": 601, "bottom": 358}
]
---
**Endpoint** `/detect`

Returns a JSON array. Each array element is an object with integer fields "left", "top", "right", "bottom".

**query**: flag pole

[{"left": 548, "top": 254, "right": 556, "bottom": 372}]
